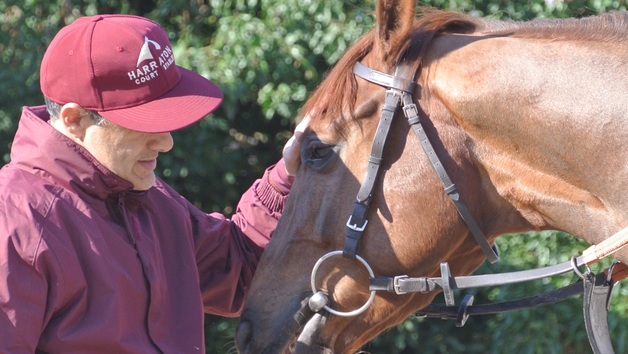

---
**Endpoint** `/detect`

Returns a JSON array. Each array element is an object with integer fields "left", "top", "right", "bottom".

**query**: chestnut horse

[{"left": 236, "top": 1, "right": 628, "bottom": 353}]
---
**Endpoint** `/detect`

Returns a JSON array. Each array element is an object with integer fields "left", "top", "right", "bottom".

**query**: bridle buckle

[
  {"left": 394, "top": 275, "right": 409, "bottom": 295},
  {"left": 346, "top": 217, "right": 369, "bottom": 232}
]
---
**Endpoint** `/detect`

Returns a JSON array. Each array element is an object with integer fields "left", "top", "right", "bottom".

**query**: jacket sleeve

[
  {"left": 185, "top": 159, "right": 294, "bottom": 316},
  {"left": 0, "top": 202, "right": 55, "bottom": 353}
]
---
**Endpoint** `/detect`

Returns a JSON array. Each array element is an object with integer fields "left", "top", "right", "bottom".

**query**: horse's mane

[
  {"left": 299, "top": 8, "right": 627, "bottom": 134},
  {"left": 298, "top": 29, "right": 376, "bottom": 137}
]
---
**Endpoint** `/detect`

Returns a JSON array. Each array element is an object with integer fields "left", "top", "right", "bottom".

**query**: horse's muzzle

[{"left": 236, "top": 294, "right": 332, "bottom": 354}]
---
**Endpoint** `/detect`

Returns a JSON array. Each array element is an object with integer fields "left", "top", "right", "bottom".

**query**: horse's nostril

[{"left": 235, "top": 320, "right": 252, "bottom": 352}]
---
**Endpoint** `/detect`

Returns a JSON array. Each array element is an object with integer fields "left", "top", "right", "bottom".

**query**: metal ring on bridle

[
  {"left": 571, "top": 256, "right": 591, "bottom": 280},
  {"left": 310, "top": 250, "right": 377, "bottom": 317}
]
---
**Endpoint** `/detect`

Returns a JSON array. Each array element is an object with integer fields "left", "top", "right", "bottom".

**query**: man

[{"left": 0, "top": 14, "right": 302, "bottom": 353}]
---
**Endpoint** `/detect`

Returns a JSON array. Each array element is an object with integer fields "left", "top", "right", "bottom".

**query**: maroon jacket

[{"left": 0, "top": 106, "right": 293, "bottom": 353}]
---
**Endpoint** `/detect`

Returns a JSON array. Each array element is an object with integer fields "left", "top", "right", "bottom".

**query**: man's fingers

[{"left": 283, "top": 116, "right": 310, "bottom": 176}]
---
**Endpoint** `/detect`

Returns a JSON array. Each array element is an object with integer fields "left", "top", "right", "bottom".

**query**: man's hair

[{"left": 44, "top": 97, "right": 107, "bottom": 126}]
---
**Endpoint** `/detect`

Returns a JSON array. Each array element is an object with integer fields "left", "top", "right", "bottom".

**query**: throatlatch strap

[{"left": 401, "top": 91, "right": 499, "bottom": 263}]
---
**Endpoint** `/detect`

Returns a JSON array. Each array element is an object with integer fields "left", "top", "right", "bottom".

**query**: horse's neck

[{"left": 425, "top": 34, "right": 628, "bottom": 245}]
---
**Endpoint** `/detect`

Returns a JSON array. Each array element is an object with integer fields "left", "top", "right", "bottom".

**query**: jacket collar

[{"left": 11, "top": 106, "right": 135, "bottom": 200}]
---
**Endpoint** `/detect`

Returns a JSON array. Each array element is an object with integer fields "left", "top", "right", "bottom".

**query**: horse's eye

[
  {"left": 302, "top": 140, "right": 338, "bottom": 171},
  {"left": 309, "top": 145, "right": 334, "bottom": 160}
]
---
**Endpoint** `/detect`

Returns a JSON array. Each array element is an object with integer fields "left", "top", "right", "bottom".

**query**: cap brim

[{"left": 98, "top": 66, "right": 223, "bottom": 133}]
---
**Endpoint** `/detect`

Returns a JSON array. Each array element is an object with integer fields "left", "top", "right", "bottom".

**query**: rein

[{"left": 306, "top": 33, "right": 628, "bottom": 354}]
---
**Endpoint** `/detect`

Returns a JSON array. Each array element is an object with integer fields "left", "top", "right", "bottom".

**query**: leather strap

[
  {"left": 343, "top": 91, "right": 401, "bottom": 259},
  {"left": 608, "top": 261, "right": 628, "bottom": 281},
  {"left": 583, "top": 226, "right": 628, "bottom": 265},
  {"left": 416, "top": 280, "right": 584, "bottom": 323},
  {"left": 583, "top": 272, "right": 616, "bottom": 354},
  {"left": 401, "top": 90, "right": 499, "bottom": 263},
  {"left": 377, "top": 258, "right": 623, "bottom": 354},
  {"left": 353, "top": 62, "right": 417, "bottom": 93},
  {"left": 370, "top": 256, "right": 585, "bottom": 296},
  {"left": 343, "top": 35, "right": 429, "bottom": 259},
  {"left": 356, "top": 91, "right": 402, "bottom": 203},
  {"left": 346, "top": 32, "right": 498, "bottom": 263}
]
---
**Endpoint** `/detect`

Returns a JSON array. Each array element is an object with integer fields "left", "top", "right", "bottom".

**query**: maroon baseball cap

[{"left": 40, "top": 14, "right": 223, "bottom": 133}]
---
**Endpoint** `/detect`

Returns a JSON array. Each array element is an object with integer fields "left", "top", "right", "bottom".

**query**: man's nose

[{"left": 150, "top": 132, "right": 174, "bottom": 152}]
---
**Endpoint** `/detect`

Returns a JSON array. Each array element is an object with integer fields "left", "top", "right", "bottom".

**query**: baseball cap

[{"left": 40, "top": 14, "right": 223, "bottom": 133}]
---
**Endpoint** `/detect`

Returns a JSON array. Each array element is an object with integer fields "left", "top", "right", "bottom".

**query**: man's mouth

[{"left": 137, "top": 156, "right": 158, "bottom": 170}]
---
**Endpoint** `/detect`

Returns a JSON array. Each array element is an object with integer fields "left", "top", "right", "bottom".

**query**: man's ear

[{"left": 51, "top": 103, "right": 89, "bottom": 141}]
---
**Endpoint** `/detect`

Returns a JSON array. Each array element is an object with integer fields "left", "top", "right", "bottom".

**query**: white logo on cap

[
  {"left": 136, "top": 36, "right": 161, "bottom": 67},
  {"left": 127, "top": 36, "right": 175, "bottom": 85}
]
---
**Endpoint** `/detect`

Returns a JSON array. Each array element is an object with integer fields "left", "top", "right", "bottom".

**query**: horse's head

[{"left": 235, "top": 2, "right": 499, "bottom": 353}]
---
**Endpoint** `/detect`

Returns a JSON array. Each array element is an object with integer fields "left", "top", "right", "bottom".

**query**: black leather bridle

[
  {"left": 343, "top": 40, "right": 499, "bottom": 264},
  {"left": 304, "top": 33, "right": 624, "bottom": 354}
]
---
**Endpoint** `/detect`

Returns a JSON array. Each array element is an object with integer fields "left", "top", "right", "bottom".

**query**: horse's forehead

[{"left": 307, "top": 91, "right": 385, "bottom": 144}]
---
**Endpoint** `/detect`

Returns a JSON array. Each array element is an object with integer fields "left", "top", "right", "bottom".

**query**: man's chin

[{"left": 130, "top": 174, "right": 155, "bottom": 191}]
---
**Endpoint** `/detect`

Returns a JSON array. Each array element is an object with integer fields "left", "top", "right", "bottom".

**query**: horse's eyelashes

[
  {"left": 310, "top": 145, "right": 334, "bottom": 159},
  {"left": 301, "top": 139, "right": 339, "bottom": 172}
]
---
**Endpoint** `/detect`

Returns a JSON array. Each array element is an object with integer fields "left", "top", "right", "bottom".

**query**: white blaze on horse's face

[{"left": 236, "top": 0, "right": 628, "bottom": 353}]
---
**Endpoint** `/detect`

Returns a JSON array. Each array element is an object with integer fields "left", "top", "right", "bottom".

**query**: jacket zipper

[
  {"left": 117, "top": 193, "right": 164, "bottom": 353},
  {"left": 118, "top": 194, "right": 137, "bottom": 246}
]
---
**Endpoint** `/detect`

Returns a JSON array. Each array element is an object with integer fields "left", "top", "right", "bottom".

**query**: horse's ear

[{"left": 375, "top": 0, "right": 416, "bottom": 61}]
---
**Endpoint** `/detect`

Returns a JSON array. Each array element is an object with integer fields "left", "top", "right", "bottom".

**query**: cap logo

[
  {"left": 136, "top": 36, "right": 161, "bottom": 66},
  {"left": 127, "top": 36, "right": 175, "bottom": 85}
]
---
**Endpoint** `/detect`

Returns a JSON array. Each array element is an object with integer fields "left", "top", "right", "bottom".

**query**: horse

[{"left": 235, "top": 1, "right": 628, "bottom": 353}]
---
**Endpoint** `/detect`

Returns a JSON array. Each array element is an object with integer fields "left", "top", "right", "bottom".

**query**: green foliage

[
  {"left": 1, "top": 0, "right": 626, "bottom": 353},
  {"left": 152, "top": 0, "right": 378, "bottom": 213}
]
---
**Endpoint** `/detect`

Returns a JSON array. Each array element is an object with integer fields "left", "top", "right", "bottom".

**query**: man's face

[{"left": 82, "top": 120, "right": 174, "bottom": 190}]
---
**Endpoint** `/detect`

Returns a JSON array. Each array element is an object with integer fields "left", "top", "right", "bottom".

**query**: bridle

[{"left": 304, "top": 32, "right": 628, "bottom": 354}]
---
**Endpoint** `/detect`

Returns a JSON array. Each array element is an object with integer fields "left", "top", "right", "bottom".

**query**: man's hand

[{"left": 282, "top": 116, "right": 309, "bottom": 176}]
